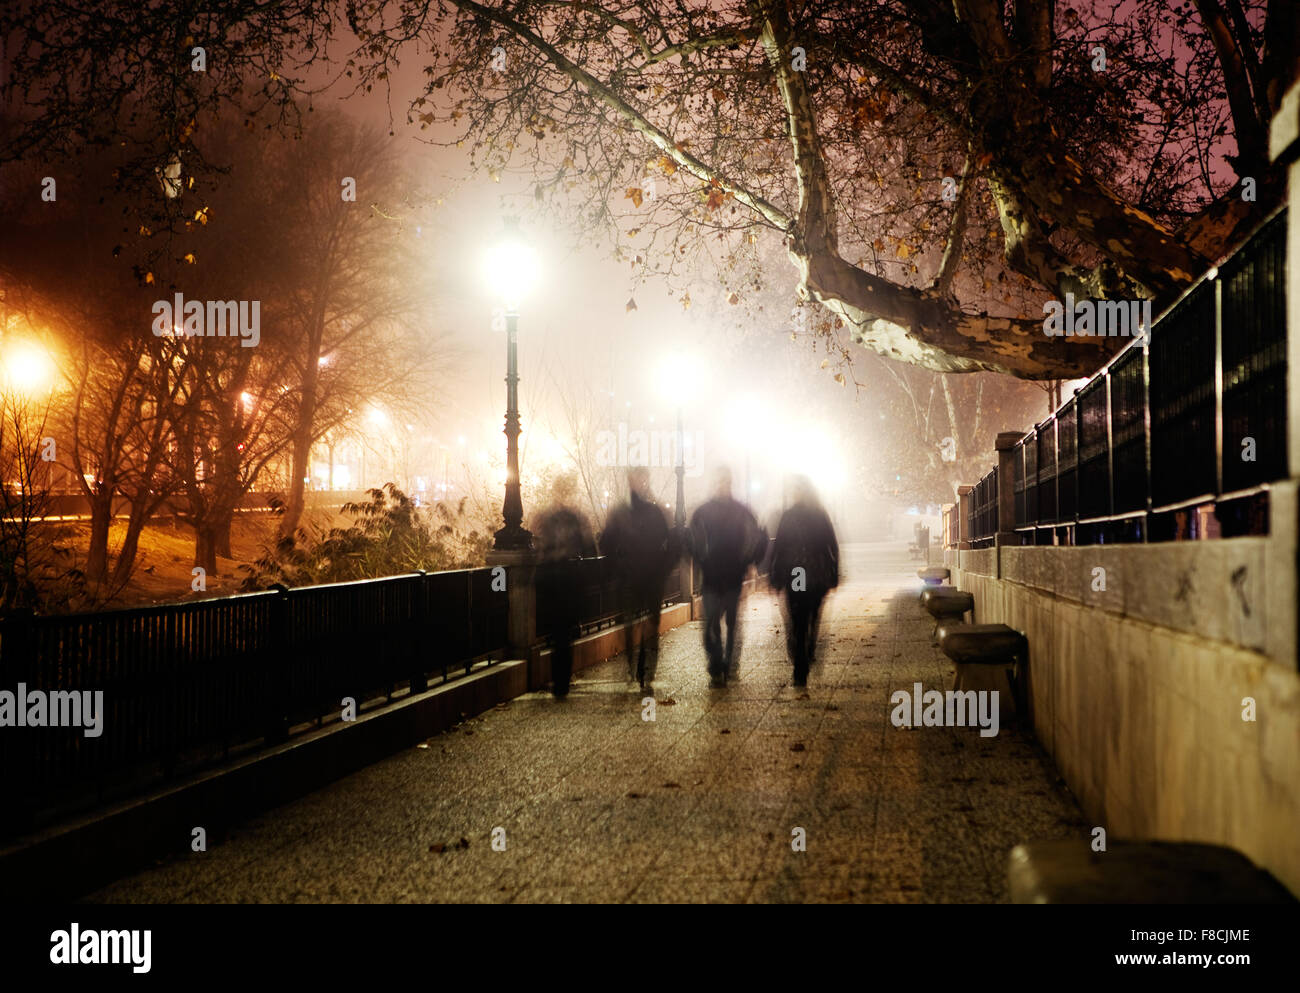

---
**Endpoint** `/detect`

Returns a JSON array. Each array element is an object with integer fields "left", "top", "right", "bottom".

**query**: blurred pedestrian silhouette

[
  {"left": 533, "top": 473, "right": 596, "bottom": 698},
  {"left": 688, "top": 466, "right": 766, "bottom": 687},
  {"left": 769, "top": 475, "right": 839, "bottom": 687},
  {"left": 600, "top": 467, "right": 676, "bottom": 694}
]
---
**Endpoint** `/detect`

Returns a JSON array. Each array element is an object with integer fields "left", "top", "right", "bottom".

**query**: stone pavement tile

[
  {"left": 511, "top": 885, "right": 631, "bottom": 903},
  {"left": 654, "top": 838, "right": 778, "bottom": 881},
  {"left": 627, "top": 876, "right": 757, "bottom": 903},
  {"left": 752, "top": 861, "right": 860, "bottom": 903},
  {"left": 498, "top": 849, "right": 654, "bottom": 892},
  {"left": 85, "top": 542, "right": 1091, "bottom": 905},
  {"left": 873, "top": 888, "right": 925, "bottom": 904}
]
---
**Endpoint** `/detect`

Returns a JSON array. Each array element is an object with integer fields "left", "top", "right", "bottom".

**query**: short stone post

[
  {"left": 485, "top": 548, "right": 537, "bottom": 678},
  {"left": 956, "top": 485, "right": 974, "bottom": 550},
  {"left": 995, "top": 431, "right": 1025, "bottom": 546}
]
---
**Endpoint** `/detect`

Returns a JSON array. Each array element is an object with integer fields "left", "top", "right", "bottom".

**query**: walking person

[
  {"left": 688, "top": 466, "right": 766, "bottom": 688},
  {"left": 600, "top": 467, "right": 676, "bottom": 694},
  {"left": 769, "top": 475, "right": 839, "bottom": 688},
  {"left": 533, "top": 474, "right": 596, "bottom": 698}
]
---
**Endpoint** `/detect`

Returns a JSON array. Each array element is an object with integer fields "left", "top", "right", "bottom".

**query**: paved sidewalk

[{"left": 90, "top": 542, "right": 1088, "bottom": 903}]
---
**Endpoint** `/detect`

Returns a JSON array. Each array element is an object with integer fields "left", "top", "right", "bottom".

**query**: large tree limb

[
  {"left": 985, "top": 172, "right": 1148, "bottom": 301},
  {"left": 750, "top": 0, "right": 1115, "bottom": 377},
  {"left": 1195, "top": 0, "right": 1268, "bottom": 174},
  {"left": 449, "top": 0, "right": 790, "bottom": 229}
]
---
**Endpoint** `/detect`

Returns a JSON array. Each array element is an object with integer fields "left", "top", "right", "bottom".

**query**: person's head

[
  {"left": 627, "top": 466, "right": 651, "bottom": 500},
  {"left": 789, "top": 474, "right": 818, "bottom": 507},
  {"left": 712, "top": 465, "right": 733, "bottom": 499},
  {"left": 550, "top": 472, "right": 578, "bottom": 505}
]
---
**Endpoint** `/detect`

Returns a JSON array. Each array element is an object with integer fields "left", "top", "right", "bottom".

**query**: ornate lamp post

[
  {"left": 657, "top": 353, "right": 700, "bottom": 528},
  {"left": 483, "top": 218, "right": 540, "bottom": 551}
]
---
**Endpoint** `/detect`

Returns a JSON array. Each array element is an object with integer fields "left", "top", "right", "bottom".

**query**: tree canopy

[{"left": 3, "top": 0, "right": 1296, "bottom": 378}]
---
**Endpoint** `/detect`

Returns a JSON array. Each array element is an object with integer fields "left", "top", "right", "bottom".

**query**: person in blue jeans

[
  {"left": 688, "top": 467, "right": 766, "bottom": 687},
  {"left": 769, "top": 475, "right": 839, "bottom": 688},
  {"left": 600, "top": 467, "right": 678, "bottom": 694}
]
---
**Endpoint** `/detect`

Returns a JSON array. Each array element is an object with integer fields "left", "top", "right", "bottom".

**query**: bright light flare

[
  {"left": 656, "top": 352, "right": 701, "bottom": 408},
  {"left": 482, "top": 235, "right": 540, "bottom": 307},
  {"left": 725, "top": 392, "right": 770, "bottom": 448},
  {"left": 775, "top": 424, "right": 846, "bottom": 497},
  {"left": 1, "top": 342, "right": 56, "bottom": 394}
]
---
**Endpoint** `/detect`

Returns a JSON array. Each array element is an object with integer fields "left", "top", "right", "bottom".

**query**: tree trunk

[
  {"left": 278, "top": 422, "right": 314, "bottom": 541},
  {"left": 194, "top": 526, "right": 218, "bottom": 577},
  {"left": 84, "top": 491, "right": 113, "bottom": 585},
  {"left": 108, "top": 501, "right": 150, "bottom": 590},
  {"left": 215, "top": 506, "right": 234, "bottom": 560}
]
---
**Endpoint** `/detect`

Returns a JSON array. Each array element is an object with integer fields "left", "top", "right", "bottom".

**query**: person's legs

[
  {"left": 788, "top": 592, "right": 811, "bottom": 684},
  {"left": 781, "top": 595, "right": 798, "bottom": 667},
  {"left": 702, "top": 587, "right": 724, "bottom": 678},
  {"left": 550, "top": 616, "right": 575, "bottom": 697},
  {"left": 722, "top": 586, "right": 741, "bottom": 679},
  {"left": 551, "top": 562, "right": 583, "bottom": 697},
  {"left": 806, "top": 590, "right": 827, "bottom": 668},
  {"left": 638, "top": 591, "right": 660, "bottom": 686}
]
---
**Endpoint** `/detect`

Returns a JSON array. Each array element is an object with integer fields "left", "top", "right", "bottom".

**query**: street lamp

[
  {"left": 1, "top": 341, "right": 55, "bottom": 395},
  {"left": 483, "top": 218, "right": 540, "bottom": 550},
  {"left": 726, "top": 392, "right": 766, "bottom": 504},
  {"left": 657, "top": 352, "right": 700, "bottom": 529}
]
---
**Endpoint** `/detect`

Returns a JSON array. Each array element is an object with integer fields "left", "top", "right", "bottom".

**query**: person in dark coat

[
  {"left": 769, "top": 475, "right": 839, "bottom": 687},
  {"left": 688, "top": 466, "right": 766, "bottom": 687},
  {"left": 600, "top": 467, "right": 676, "bottom": 693},
  {"left": 533, "top": 474, "right": 596, "bottom": 698}
]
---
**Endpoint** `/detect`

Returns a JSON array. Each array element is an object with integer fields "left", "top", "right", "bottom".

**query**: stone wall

[{"left": 943, "top": 525, "right": 1300, "bottom": 895}]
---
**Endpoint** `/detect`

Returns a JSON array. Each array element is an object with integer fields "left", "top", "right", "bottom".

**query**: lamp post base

[{"left": 493, "top": 524, "right": 534, "bottom": 552}]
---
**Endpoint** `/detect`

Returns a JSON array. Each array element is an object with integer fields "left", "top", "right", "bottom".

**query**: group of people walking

[{"left": 533, "top": 465, "right": 840, "bottom": 697}]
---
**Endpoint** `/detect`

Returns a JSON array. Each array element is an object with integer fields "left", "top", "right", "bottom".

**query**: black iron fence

[
  {"left": 971, "top": 208, "right": 1287, "bottom": 545},
  {"left": 534, "top": 556, "right": 692, "bottom": 641},
  {"left": 0, "top": 566, "right": 508, "bottom": 836}
]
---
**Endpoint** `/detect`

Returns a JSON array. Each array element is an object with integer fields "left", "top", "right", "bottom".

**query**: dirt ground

[{"left": 48, "top": 508, "right": 349, "bottom": 610}]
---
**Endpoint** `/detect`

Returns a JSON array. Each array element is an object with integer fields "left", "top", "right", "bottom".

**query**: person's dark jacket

[
  {"left": 600, "top": 492, "right": 675, "bottom": 596},
  {"left": 769, "top": 501, "right": 839, "bottom": 594},
  {"left": 534, "top": 505, "right": 596, "bottom": 563},
  {"left": 688, "top": 496, "right": 765, "bottom": 592}
]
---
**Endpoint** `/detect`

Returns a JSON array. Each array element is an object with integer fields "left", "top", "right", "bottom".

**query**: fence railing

[
  {"left": 0, "top": 566, "right": 509, "bottom": 836},
  {"left": 964, "top": 207, "right": 1287, "bottom": 546}
]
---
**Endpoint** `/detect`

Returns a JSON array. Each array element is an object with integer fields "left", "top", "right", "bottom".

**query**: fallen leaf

[
  {"left": 790, "top": 742, "right": 806, "bottom": 752},
  {"left": 429, "top": 843, "right": 446, "bottom": 853}
]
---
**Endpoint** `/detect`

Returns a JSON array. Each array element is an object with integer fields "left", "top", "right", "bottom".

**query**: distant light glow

[
  {"left": 482, "top": 231, "right": 540, "bottom": 306},
  {"left": 2, "top": 342, "right": 55, "bottom": 394},
  {"left": 657, "top": 352, "right": 701, "bottom": 407},
  {"left": 782, "top": 427, "right": 846, "bottom": 495}
]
